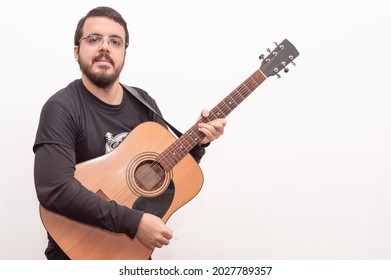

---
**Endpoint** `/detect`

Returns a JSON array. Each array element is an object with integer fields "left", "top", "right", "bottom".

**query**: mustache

[{"left": 93, "top": 53, "right": 114, "bottom": 66}]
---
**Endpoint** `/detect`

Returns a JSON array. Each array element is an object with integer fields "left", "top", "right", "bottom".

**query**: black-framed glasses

[{"left": 78, "top": 34, "right": 127, "bottom": 49}]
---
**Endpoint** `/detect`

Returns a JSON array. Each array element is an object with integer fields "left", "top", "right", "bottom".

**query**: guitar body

[{"left": 40, "top": 121, "right": 204, "bottom": 259}]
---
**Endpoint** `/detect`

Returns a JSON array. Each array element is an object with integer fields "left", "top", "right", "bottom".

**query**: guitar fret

[
  {"left": 235, "top": 87, "right": 246, "bottom": 99},
  {"left": 212, "top": 106, "right": 225, "bottom": 119},
  {"left": 217, "top": 101, "right": 232, "bottom": 117},
  {"left": 241, "top": 82, "right": 252, "bottom": 93},
  {"left": 225, "top": 95, "right": 239, "bottom": 110},
  {"left": 157, "top": 151, "right": 171, "bottom": 171}
]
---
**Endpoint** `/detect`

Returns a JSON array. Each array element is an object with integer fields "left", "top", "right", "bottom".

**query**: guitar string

[{"left": 112, "top": 185, "right": 129, "bottom": 203}]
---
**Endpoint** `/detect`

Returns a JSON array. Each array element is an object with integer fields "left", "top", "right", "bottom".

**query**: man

[{"left": 33, "top": 6, "right": 226, "bottom": 260}]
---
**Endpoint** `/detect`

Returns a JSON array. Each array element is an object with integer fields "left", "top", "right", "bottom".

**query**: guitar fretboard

[{"left": 157, "top": 69, "right": 266, "bottom": 171}]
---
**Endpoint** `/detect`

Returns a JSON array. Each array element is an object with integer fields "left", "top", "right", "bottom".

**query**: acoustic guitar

[{"left": 40, "top": 39, "right": 300, "bottom": 259}]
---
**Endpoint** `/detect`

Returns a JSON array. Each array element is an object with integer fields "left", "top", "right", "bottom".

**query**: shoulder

[
  {"left": 38, "top": 79, "right": 86, "bottom": 131},
  {"left": 47, "top": 79, "right": 83, "bottom": 105},
  {"left": 41, "top": 79, "right": 87, "bottom": 118},
  {"left": 34, "top": 80, "right": 85, "bottom": 151}
]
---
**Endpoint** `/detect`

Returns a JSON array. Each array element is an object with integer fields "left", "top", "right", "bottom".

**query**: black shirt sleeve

[{"left": 34, "top": 143, "right": 143, "bottom": 238}]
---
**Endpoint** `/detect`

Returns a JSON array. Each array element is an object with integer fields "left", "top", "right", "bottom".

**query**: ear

[{"left": 74, "top": 46, "right": 79, "bottom": 61}]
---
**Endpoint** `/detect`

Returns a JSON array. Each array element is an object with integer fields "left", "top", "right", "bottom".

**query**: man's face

[{"left": 75, "top": 16, "right": 126, "bottom": 89}]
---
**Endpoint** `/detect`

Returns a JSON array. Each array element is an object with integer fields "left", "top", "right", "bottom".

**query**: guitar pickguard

[{"left": 132, "top": 181, "right": 175, "bottom": 218}]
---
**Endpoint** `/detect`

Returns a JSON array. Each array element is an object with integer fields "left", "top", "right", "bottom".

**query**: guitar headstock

[{"left": 259, "top": 39, "right": 300, "bottom": 78}]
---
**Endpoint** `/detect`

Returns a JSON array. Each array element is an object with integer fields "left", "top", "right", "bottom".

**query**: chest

[{"left": 74, "top": 97, "right": 152, "bottom": 163}]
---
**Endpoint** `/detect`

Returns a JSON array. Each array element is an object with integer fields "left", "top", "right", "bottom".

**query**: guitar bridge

[{"left": 95, "top": 189, "right": 110, "bottom": 200}]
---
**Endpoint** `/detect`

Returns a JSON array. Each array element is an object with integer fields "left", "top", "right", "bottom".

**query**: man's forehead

[{"left": 83, "top": 16, "right": 125, "bottom": 37}]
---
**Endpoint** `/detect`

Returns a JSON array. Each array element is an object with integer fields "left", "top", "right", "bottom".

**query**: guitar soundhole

[
  {"left": 126, "top": 152, "right": 172, "bottom": 198},
  {"left": 134, "top": 160, "right": 165, "bottom": 192}
]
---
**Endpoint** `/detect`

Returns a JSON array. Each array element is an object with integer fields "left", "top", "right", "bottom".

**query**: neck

[{"left": 81, "top": 76, "right": 123, "bottom": 105}]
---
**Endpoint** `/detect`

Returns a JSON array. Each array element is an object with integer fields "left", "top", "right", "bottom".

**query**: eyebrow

[{"left": 86, "top": 33, "right": 123, "bottom": 39}]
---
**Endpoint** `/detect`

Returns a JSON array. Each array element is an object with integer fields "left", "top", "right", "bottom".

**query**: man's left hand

[{"left": 197, "top": 109, "right": 227, "bottom": 145}]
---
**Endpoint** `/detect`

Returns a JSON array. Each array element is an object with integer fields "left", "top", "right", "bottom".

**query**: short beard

[{"left": 78, "top": 53, "right": 124, "bottom": 90}]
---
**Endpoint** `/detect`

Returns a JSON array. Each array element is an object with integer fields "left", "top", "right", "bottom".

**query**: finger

[
  {"left": 202, "top": 118, "right": 227, "bottom": 129},
  {"left": 201, "top": 109, "right": 209, "bottom": 118},
  {"left": 160, "top": 237, "right": 170, "bottom": 246},
  {"left": 155, "top": 234, "right": 171, "bottom": 247},
  {"left": 197, "top": 109, "right": 210, "bottom": 122},
  {"left": 162, "top": 229, "right": 173, "bottom": 240},
  {"left": 199, "top": 120, "right": 225, "bottom": 137},
  {"left": 212, "top": 118, "right": 227, "bottom": 128},
  {"left": 198, "top": 125, "right": 217, "bottom": 139}
]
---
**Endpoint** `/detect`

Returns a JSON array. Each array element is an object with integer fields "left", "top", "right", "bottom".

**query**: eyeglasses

[{"left": 78, "top": 34, "right": 127, "bottom": 49}]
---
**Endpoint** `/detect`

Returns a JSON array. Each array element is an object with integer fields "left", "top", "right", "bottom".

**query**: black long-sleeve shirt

[{"left": 33, "top": 79, "right": 206, "bottom": 259}]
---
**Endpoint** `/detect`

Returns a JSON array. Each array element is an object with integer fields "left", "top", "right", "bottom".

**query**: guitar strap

[{"left": 122, "top": 84, "right": 183, "bottom": 138}]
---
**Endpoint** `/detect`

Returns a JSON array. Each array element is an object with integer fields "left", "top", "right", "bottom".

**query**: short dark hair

[{"left": 74, "top": 6, "right": 129, "bottom": 48}]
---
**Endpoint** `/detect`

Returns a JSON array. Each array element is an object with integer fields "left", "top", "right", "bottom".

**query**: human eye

[
  {"left": 110, "top": 37, "right": 123, "bottom": 47},
  {"left": 86, "top": 35, "right": 102, "bottom": 45}
]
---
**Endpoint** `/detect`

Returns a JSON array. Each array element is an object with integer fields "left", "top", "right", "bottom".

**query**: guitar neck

[
  {"left": 208, "top": 69, "right": 266, "bottom": 120},
  {"left": 158, "top": 69, "right": 266, "bottom": 171}
]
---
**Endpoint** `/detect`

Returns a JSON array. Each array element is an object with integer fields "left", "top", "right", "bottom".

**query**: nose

[{"left": 99, "top": 39, "right": 110, "bottom": 52}]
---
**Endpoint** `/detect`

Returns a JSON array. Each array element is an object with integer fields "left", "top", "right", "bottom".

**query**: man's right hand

[{"left": 135, "top": 213, "right": 173, "bottom": 249}]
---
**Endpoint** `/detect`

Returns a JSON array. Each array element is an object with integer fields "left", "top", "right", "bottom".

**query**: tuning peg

[
  {"left": 274, "top": 41, "right": 278, "bottom": 46},
  {"left": 259, "top": 54, "right": 265, "bottom": 60},
  {"left": 267, "top": 48, "right": 271, "bottom": 53},
  {"left": 276, "top": 73, "right": 281, "bottom": 79},
  {"left": 284, "top": 68, "right": 289, "bottom": 73},
  {"left": 289, "top": 55, "right": 296, "bottom": 66}
]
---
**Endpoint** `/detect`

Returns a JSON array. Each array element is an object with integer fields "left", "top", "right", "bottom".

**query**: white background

[{"left": 1, "top": 0, "right": 390, "bottom": 260}]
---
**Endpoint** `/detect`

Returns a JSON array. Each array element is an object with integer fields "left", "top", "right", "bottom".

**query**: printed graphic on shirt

[{"left": 105, "top": 132, "right": 128, "bottom": 154}]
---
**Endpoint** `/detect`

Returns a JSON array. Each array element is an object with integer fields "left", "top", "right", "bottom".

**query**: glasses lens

[
  {"left": 86, "top": 35, "right": 103, "bottom": 45},
  {"left": 109, "top": 38, "right": 123, "bottom": 48}
]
